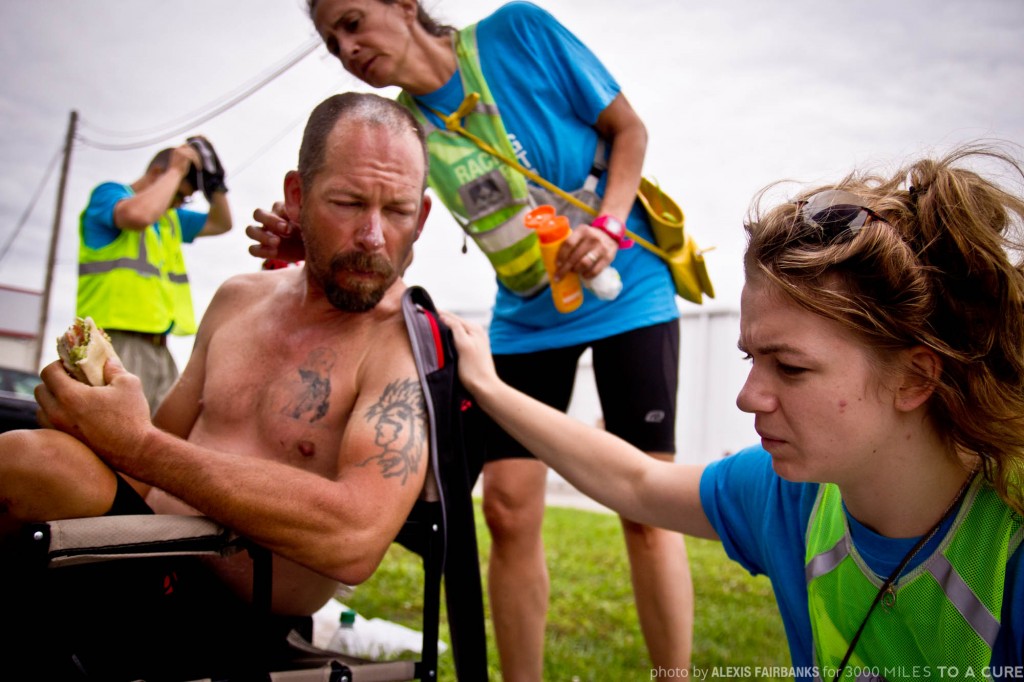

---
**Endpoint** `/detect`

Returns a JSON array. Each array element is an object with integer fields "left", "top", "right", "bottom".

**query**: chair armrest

[{"left": 24, "top": 515, "right": 244, "bottom": 569}]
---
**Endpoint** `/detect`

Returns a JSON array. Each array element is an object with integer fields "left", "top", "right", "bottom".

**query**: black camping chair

[
  {"left": 0, "top": 386, "right": 40, "bottom": 434},
  {"left": 0, "top": 287, "right": 489, "bottom": 681}
]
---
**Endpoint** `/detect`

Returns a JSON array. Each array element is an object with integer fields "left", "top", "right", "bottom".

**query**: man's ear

[
  {"left": 894, "top": 346, "right": 942, "bottom": 412},
  {"left": 414, "top": 193, "right": 431, "bottom": 242},
  {"left": 283, "top": 170, "right": 303, "bottom": 225}
]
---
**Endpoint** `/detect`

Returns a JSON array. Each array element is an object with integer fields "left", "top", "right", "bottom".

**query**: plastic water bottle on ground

[{"left": 327, "top": 608, "right": 363, "bottom": 656}]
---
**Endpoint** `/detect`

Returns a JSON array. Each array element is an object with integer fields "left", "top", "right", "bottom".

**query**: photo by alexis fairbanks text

[{"left": 649, "top": 665, "right": 1024, "bottom": 680}]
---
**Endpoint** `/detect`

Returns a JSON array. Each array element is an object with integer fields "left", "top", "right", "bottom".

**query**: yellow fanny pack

[
  {"left": 634, "top": 178, "right": 715, "bottom": 304},
  {"left": 429, "top": 93, "right": 715, "bottom": 304}
]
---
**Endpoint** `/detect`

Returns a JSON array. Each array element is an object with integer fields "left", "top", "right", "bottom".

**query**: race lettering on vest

[{"left": 398, "top": 24, "right": 548, "bottom": 297}]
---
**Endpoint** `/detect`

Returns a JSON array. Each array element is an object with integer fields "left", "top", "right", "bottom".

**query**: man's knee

[
  {"left": 0, "top": 429, "right": 50, "bottom": 478},
  {"left": 3, "top": 428, "right": 94, "bottom": 472},
  {"left": 0, "top": 428, "right": 118, "bottom": 524}
]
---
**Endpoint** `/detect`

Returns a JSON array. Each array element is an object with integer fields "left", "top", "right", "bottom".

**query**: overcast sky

[{"left": 1, "top": 0, "right": 1022, "bottom": 371}]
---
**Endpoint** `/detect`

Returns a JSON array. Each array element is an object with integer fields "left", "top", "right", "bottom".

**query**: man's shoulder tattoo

[{"left": 359, "top": 378, "right": 427, "bottom": 485}]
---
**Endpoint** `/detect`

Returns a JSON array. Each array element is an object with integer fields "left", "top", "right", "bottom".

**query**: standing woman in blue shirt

[
  {"left": 249, "top": 1, "right": 693, "bottom": 678},
  {"left": 443, "top": 143, "right": 1024, "bottom": 676}
]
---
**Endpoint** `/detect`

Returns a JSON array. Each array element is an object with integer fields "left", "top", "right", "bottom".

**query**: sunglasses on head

[{"left": 797, "top": 189, "right": 884, "bottom": 244}]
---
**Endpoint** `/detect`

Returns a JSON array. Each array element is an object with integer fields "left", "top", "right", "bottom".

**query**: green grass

[{"left": 341, "top": 501, "right": 791, "bottom": 680}]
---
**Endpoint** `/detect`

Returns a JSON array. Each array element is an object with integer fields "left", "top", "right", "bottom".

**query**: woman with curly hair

[{"left": 445, "top": 143, "right": 1024, "bottom": 676}]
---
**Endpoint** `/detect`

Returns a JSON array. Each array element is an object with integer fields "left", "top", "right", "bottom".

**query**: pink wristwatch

[{"left": 591, "top": 214, "right": 634, "bottom": 249}]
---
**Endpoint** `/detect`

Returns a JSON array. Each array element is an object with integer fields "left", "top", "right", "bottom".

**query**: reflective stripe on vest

[
  {"left": 398, "top": 24, "right": 547, "bottom": 297},
  {"left": 161, "top": 211, "right": 196, "bottom": 335},
  {"left": 77, "top": 208, "right": 197, "bottom": 335},
  {"left": 78, "top": 232, "right": 160, "bottom": 277},
  {"left": 804, "top": 478, "right": 1022, "bottom": 675}
]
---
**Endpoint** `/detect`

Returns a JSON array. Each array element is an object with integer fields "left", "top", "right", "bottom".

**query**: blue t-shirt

[
  {"left": 411, "top": 2, "right": 679, "bottom": 354},
  {"left": 699, "top": 446, "right": 1024, "bottom": 676},
  {"left": 81, "top": 181, "right": 206, "bottom": 250}
]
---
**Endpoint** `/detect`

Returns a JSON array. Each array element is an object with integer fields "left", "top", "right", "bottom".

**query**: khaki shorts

[{"left": 106, "top": 330, "right": 179, "bottom": 413}]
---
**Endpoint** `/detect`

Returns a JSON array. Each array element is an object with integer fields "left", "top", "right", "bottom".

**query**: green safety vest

[
  {"left": 397, "top": 24, "right": 549, "bottom": 297},
  {"left": 77, "top": 206, "right": 197, "bottom": 336},
  {"left": 805, "top": 477, "right": 1022, "bottom": 678}
]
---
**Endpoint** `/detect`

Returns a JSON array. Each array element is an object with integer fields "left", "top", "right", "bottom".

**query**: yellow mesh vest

[
  {"left": 397, "top": 24, "right": 546, "bottom": 296},
  {"left": 78, "top": 205, "right": 196, "bottom": 335},
  {"left": 161, "top": 211, "right": 196, "bottom": 335},
  {"left": 805, "top": 478, "right": 1022, "bottom": 678}
]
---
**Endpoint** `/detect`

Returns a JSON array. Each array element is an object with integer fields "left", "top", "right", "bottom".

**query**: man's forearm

[
  {"left": 201, "top": 191, "right": 233, "bottom": 236},
  {"left": 115, "top": 172, "right": 183, "bottom": 229},
  {"left": 111, "top": 427, "right": 400, "bottom": 585}
]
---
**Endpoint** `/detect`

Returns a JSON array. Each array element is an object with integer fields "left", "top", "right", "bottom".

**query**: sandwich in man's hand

[{"left": 57, "top": 316, "right": 120, "bottom": 387}]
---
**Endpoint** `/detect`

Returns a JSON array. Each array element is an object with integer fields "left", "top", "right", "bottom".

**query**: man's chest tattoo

[{"left": 282, "top": 348, "right": 336, "bottom": 423}]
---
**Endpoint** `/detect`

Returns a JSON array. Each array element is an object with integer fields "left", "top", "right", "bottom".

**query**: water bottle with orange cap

[
  {"left": 525, "top": 206, "right": 584, "bottom": 313},
  {"left": 525, "top": 206, "right": 622, "bottom": 312}
]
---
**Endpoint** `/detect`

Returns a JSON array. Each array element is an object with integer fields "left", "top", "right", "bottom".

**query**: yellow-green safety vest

[
  {"left": 805, "top": 477, "right": 1022, "bottom": 679},
  {"left": 77, "top": 206, "right": 197, "bottom": 336},
  {"left": 398, "top": 24, "right": 550, "bottom": 297}
]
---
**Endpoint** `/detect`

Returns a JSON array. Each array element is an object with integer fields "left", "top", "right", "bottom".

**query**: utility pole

[{"left": 36, "top": 109, "right": 77, "bottom": 369}]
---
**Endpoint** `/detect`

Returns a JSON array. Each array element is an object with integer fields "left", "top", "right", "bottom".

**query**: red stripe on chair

[{"left": 423, "top": 310, "right": 445, "bottom": 370}]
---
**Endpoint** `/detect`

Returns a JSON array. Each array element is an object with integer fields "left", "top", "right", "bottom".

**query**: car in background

[{"left": 0, "top": 366, "right": 40, "bottom": 433}]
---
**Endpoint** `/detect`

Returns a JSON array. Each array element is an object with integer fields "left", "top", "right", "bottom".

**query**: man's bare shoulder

[
  {"left": 200, "top": 268, "right": 298, "bottom": 330},
  {"left": 212, "top": 268, "right": 292, "bottom": 306}
]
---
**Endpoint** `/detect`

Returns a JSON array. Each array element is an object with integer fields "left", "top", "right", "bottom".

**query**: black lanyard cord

[{"left": 830, "top": 470, "right": 976, "bottom": 681}]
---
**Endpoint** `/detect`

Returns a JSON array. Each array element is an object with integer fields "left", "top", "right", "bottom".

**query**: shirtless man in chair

[{"left": 0, "top": 92, "right": 432, "bottom": 680}]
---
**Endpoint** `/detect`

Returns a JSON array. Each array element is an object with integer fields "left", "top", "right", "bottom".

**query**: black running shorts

[{"left": 485, "top": 319, "right": 680, "bottom": 460}]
